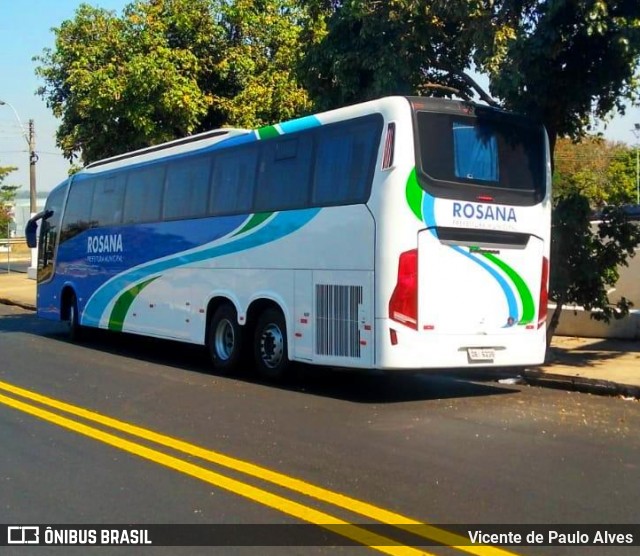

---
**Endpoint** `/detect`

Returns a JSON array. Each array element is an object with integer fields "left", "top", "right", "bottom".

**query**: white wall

[{"left": 553, "top": 237, "right": 640, "bottom": 339}]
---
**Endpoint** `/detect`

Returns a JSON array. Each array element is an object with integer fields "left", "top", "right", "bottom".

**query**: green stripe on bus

[
  {"left": 405, "top": 168, "right": 423, "bottom": 221},
  {"left": 108, "top": 277, "right": 159, "bottom": 332},
  {"left": 257, "top": 125, "right": 280, "bottom": 140},
  {"left": 482, "top": 253, "right": 535, "bottom": 324},
  {"left": 232, "top": 212, "right": 273, "bottom": 237}
]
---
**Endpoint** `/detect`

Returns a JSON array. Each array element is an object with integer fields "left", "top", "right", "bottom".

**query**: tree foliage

[
  {"left": 300, "top": 1, "right": 490, "bottom": 111},
  {"left": 35, "top": 1, "right": 212, "bottom": 163},
  {"left": 605, "top": 147, "right": 639, "bottom": 205},
  {"left": 475, "top": 0, "right": 640, "bottom": 155},
  {"left": 554, "top": 137, "right": 636, "bottom": 206},
  {"left": 35, "top": 0, "right": 313, "bottom": 164},
  {"left": 302, "top": 1, "right": 640, "bottom": 156},
  {"left": 209, "top": 0, "right": 313, "bottom": 128}
]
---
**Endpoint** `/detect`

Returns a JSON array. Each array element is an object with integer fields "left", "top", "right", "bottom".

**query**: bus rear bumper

[{"left": 375, "top": 320, "right": 547, "bottom": 370}]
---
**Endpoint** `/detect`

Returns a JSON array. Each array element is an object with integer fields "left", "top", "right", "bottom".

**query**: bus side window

[
  {"left": 61, "top": 179, "right": 95, "bottom": 242},
  {"left": 209, "top": 147, "right": 258, "bottom": 215},
  {"left": 313, "top": 120, "right": 379, "bottom": 206},
  {"left": 163, "top": 156, "right": 211, "bottom": 220},
  {"left": 91, "top": 174, "right": 126, "bottom": 226},
  {"left": 255, "top": 135, "right": 313, "bottom": 212},
  {"left": 123, "top": 166, "right": 166, "bottom": 223}
]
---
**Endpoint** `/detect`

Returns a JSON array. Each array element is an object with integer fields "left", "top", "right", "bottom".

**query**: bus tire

[
  {"left": 208, "top": 304, "right": 243, "bottom": 374},
  {"left": 67, "top": 292, "right": 83, "bottom": 342},
  {"left": 254, "top": 308, "right": 290, "bottom": 382}
]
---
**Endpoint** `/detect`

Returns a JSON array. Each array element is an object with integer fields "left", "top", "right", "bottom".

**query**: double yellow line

[{"left": 0, "top": 380, "right": 518, "bottom": 556}]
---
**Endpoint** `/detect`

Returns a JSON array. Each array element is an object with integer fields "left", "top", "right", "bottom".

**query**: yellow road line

[
  {"left": 0, "top": 392, "right": 429, "bottom": 556},
  {"left": 0, "top": 380, "right": 520, "bottom": 556}
]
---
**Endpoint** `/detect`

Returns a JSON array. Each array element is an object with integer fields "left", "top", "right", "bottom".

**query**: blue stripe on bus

[
  {"left": 278, "top": 115, "right": 322, "bottom": 134},
  {"left": 82, "top": 208, "right": 321, "bottom": 327},
  {"left": 451, "top": 245, "right": 519, "bottom": 326}
]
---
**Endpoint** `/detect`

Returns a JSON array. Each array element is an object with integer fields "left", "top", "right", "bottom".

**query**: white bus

[{"left": 27, "top": 96, "right": 551, "bottom": 380}]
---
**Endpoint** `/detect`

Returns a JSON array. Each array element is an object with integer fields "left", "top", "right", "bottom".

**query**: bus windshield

[{"left": 414, "top": 107, "right": 546, "bottom": 204}]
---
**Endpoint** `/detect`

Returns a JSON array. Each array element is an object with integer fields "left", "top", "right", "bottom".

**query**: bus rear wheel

[
  {"left": 208, "top": 304, "right": 243, "bottom": 374},
  {"left": 253, "top": 308, "right": 290, "bottom": 382}
]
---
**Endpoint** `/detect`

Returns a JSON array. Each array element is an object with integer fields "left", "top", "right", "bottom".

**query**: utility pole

[
  {"left": 631, "top": 124, "right": 640, "bottom": 206},
  {"left": 29, "top": 119, "right": 37, "bottom": 214},
  {"left": 636, "top": 126, "right": 639, "bottom": 206},
  {"left": 0, "top": 99, "right": 39, "bottom": 278},
  {"left": 26, "top": 119, "right": 39, "bottom": 279}
]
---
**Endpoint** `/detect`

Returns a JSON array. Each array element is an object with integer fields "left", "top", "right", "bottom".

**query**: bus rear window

[
  {"left": 452, "top": 122, "right": 498, "bottom": 182},
  {"left": 415, "top": 110, "right": 545, "bottom": 204}
]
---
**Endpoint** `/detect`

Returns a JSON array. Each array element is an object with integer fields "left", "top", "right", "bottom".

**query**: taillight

[
  {"left": 538, "top": 256, "right": 549, "bottom": 328},
  {"left": 382, "top": 122, "right": 395, "bottom": 169},
  {"left": 389, "top": 249, "right": 418, "bottom": 329}
]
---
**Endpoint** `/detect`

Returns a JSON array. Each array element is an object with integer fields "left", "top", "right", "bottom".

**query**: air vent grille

[{"left": 315, "top": 285, "right": 363, "bottom": 358}]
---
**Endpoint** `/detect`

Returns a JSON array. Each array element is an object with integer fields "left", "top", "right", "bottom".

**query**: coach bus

[{"left": 27, "top": 96, "right": 550, "bottom": 380}]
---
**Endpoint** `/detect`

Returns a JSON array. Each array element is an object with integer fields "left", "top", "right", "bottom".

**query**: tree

[
  {"left": 605, "top": 147, "right": 638, "bottom": 205},
  {"left": 35, "top": 0, "right": 313, "bottom": 164},
  {"left": 303, "top": 1, "right": 640, "bottom": 161},
  {"left": 553, "top": 137, "right": 634, "bottom": 205},
  {"left": 300, "top": 1, "right": 489, "bottom": 112},
  {"left": 475, "top": 0, "right": 640, "bottom": 159},
  {"left": 35, "top": 1, "right": 216, "bottom": 164},
  {"left": 210, "top": 0, "right": 314, "bottom": 128},
  {"left": 0, "top": 166, "right": 19, "bottom": 240},
  {"left": 548, "top": 194, "right": 640, "bottom": 344}
]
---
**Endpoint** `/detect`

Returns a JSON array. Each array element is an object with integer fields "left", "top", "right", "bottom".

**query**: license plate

[{"left": 468, "top": 348, "right": 495, "bottom": 361}]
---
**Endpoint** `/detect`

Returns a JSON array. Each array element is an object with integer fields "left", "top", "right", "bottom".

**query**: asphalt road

[{"left": 1, "top": 303, "right": 639, "bottom": 555}]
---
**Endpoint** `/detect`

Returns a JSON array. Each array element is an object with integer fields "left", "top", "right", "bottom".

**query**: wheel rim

[
  {"left": 259, "top": 323, "right": 284, "bottom": 369},
  {"left": 214, "top": 318, "right": 235, "bottom": 361}
]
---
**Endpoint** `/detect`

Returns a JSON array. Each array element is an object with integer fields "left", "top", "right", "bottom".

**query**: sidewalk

[
  {"left": 0, "top": 267, "right": 37, "bottom": 310},
  {"left": 0, "top": 270, "right": 638, "bottom": 398}
]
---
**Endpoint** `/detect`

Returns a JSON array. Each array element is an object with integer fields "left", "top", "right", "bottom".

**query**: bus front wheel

[
  {"left": 66, "top": 292, "right": 83, "bottom": 342},
  {"left": 254, "top": 308, "right": 290, "bottom": 382},
  {"left": 208, "top": 304, "right": 243, "bottom": 374}
]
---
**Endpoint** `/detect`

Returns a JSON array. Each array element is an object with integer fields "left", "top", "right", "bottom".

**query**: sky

[{"left": 1, "top": 0, "right": 640, "bottom": 195}]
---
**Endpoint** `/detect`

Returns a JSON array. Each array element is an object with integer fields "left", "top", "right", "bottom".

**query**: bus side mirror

[
  {"left": 25, "top": 220, "right": 38, "bottom": 248},
  {"left": 25, "top": 209, "right": 53, "bottom": 248}
]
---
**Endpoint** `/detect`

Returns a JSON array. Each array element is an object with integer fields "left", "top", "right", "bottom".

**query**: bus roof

[{"left": 84, "top": 128, "right": 251, "bottom": 172}]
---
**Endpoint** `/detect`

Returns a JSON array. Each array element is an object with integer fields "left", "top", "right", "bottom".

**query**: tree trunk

[
  {"left": 546, "top": 299, "right": 564, "bottom": 350},
  {"left": 547, "top": 128, "right": 557, "bottom": 177}
]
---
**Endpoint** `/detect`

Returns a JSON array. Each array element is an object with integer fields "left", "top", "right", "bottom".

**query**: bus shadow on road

[
  {"left": 13, "top": 315, "right": 519, "bottom": 404},
  {"left": 290, "top": 365, "right": 518, "bottom": 403},
  {"left": 0, "top": 310, "right": 61, "bottom": 335}
]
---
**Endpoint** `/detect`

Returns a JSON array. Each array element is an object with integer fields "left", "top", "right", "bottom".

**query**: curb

[
  {"left": 523, "top": 368, "right": 640, "bottom": 399},
  {"left": 0, "top": 298, "right": 36, "bottom": 312}
]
